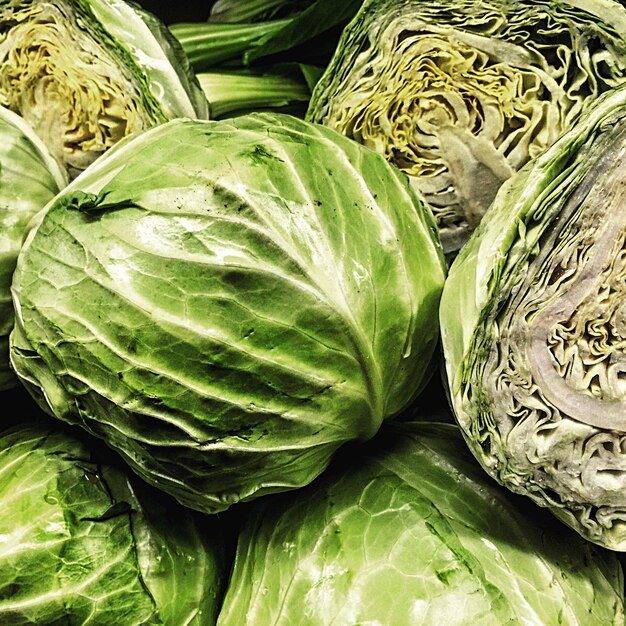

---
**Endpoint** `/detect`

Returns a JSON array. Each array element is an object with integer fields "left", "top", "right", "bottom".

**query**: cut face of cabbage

[
  {"left": 307, "top": 0, "right": 626, "bottom": 253},
  {"left": 0, "top": 0, "right": 208, "bottom": 178},
  {"left": 0, "top": 3, "right": 147, "bottom": 174},
  {"left": 440, "top": 83, "right": 626, "bottom": 549}
]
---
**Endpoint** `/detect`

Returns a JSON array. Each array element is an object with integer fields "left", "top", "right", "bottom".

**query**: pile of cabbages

[{"left": 3, "top": 0, "right": 626, "bottom": 623}]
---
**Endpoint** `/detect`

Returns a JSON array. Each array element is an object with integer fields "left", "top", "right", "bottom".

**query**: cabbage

[
  {"left": 9, "top": 112, "right": 446, "bottom": 514},
  {"left": 440, "top": 83, "right": 626, "bottom": 550},
  {"left": 0, "top": 0, "right": 208, "bottom": 178},
  {"left": 0, "top": 106, "right": 67, "bottom": 390},
  {"left": 217, "top": 420, "right": 625, "bottom": 625},
  {"left": 0, "top": 420, "right": 228, "bottom": 625},
  {"left": 307, "top": 0, "right": 626, "bottom": 254}
]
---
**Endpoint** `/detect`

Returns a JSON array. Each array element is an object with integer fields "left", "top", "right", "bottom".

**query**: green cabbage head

[
  {"left": 10, "top": 112, "right": 446, "bottom": 514},
  {"left": 0, "top": 0, "right": 208, "bottom": 178},
  {"left": 0, "top": 421, "right": 228, "bottom": 625},
  {"left": 307, "top": 0, "right": 626, "bottom": 254},
  {"left": 0, "top": 106, "right": 67, "bottom": 391},
  {"left": 440, "top": 82, "right": 626, "bottom": 550},
  {"left": 217, "top": 420, "right": 625, "bottom": 625}
]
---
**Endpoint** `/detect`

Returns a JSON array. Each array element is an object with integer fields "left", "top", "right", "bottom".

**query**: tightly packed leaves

[
  {"left": 307, "top": 0, "right": 626, "bottom": 253},
  {"left": 440, "top": 83, "right": 626, "bottom": 549},
  {"left": 0, "top": 0, "right": 208, "bottom": 178},
  {"left": 10, "top": 112, "right": 445, "bottom": 514}
]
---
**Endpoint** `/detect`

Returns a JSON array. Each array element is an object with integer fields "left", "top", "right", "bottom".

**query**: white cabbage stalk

[
  {"left": 307, "top": 0, "right": 626, "bottom": 254},
  {"left": 440, "top": 83, "right": 626, "bottom": 550}
]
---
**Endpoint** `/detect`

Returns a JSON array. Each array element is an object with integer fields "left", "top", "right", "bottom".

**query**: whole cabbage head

[
  {"left": 307, "top": 0, "right": 626, "bottom": 254},
  {"left": 217, "top": 419, "right": 625, "bottom": 625},
  {"left": 10, "top": 112, "right": 446, "bottom": 514},
  {"left": 0, "top": 0, "right": 208, "bottom": 178}
]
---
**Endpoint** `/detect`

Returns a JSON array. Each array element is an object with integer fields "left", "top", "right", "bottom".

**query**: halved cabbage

[
  {"left": 440, "top": 82, "right": 626, "bottom": 550},
  {"left": 0, "top": 0, "right": 208, "bottom": 178},
  {"left": 307, "top": 0, "right": 626, "bottom": 254}
]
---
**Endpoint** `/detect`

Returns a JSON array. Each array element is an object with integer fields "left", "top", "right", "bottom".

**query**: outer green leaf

[
  {"left": 307, "top": 0, "right": 626, "bottom": 254},
  {"left": 0, "top": 0, "right": 208, "bottom": 178},
  {"left": 440, "top": 82, "right": 626, "bottom": 549},
  {"left": 0, "top": 106, "right": 67, "bottom": 391},
  {"left": 0, "top": 421, "right": 228, "bottom": 625},
  {"left": 217, "top": 420, "right": 625, "bottom": 625},
  {"left": 10, "top": 112, "right": 446, "bottom": 514}
]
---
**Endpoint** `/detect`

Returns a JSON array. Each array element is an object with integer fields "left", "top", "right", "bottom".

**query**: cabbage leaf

[{"left": 0, "top": 106, "right": 67, "bottom": 390}]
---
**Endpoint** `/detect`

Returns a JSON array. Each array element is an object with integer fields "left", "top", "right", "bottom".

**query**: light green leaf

[{"left": 0, "top": 106, "right": 67, "bottom": 390}]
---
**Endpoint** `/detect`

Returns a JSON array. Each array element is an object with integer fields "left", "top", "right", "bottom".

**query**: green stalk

[
  {"left": 209, "top": 0, "right": 310, "bottom": 23},
  {"left": 197, "top": 70, "right": 311, "bottom": 118},
  {"left": 169, "top": 20, "right": 290, "bottom": 70}
]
